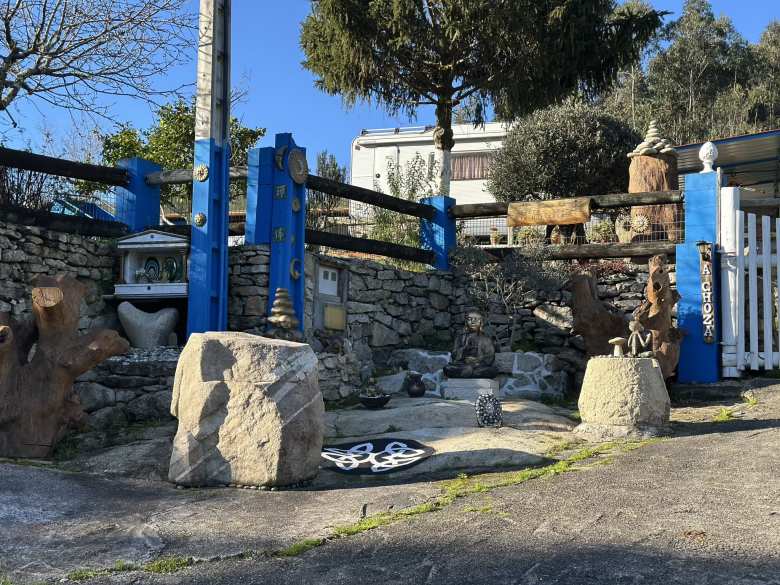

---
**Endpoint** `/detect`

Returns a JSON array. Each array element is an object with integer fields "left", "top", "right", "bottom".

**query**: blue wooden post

[
  {"left": 246, "top": 133, "right": 307, "bottom": 331},
  {"left": 115, "top": 158, "right": 161, "bottom": 232},
  {"left": 676, "top": 172, "right": 720, "bottom": 383},
  {"left": 187, "top": 139, "right": 230, "bottom": 335},
  {"left": 420, "top": 196, "right": 456, "bottom": 270}
]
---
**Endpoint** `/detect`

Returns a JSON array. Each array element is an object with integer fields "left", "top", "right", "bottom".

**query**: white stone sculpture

[
  {"left": 117, "top": 302, "right": 178, "bottom": 349},
  {"left": 627, "top": 120, "right": 678, "bottom": 158},
  {"left": 699, "top": 141, "right": 719, "bottom": 173},
  {"left": 168, "top": 332, "right": 324, "bottom": 488}
]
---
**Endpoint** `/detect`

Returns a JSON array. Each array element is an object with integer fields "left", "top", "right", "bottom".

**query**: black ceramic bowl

[{"left": 359, "top": 394, "right": 392, "bottom": 409}]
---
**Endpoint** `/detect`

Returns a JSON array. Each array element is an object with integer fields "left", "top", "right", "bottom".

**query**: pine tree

[{"left": 301, "top": 0, "right": 662, "bottom": 196}]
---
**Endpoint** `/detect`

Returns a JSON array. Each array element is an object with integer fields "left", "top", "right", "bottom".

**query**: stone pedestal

[
  {"left": 575, "top": 357, "right": 670, "bottom": 440},
  {"left": 168, "top": 332, "right": 324, "bottom": 487},
  {"left": 440, "top": 378, "right": 499, "bottom": 402}
]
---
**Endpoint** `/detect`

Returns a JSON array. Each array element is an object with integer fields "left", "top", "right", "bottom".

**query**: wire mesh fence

[{"left": 457, "top": 203, "right": 685, "bottom": 247}]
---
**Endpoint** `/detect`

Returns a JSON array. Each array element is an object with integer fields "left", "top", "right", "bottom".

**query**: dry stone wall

[{"left": 0, "top": 221, "right": 117, "bottom": 330}]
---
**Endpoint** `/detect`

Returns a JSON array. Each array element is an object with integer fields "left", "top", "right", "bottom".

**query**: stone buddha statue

[{"left": 443, "top": 311, "right": 498, "bottom": 379}]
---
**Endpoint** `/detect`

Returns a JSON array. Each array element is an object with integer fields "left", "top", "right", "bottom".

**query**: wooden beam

[
  {"left": 0, "top": 204, "right": 128, "bottom": 238},
  {"left": 451, "top": 191, "right": 683, "bottom": 219},
  {"left": 306, "top": 175, "right": 436, "bottom": 220},
  {"left": 0, "top": 147, "right": 129, "bottom": 186},
  {"left": 146, "top": 166, "right": 248, "bottom": 185},
  {"left": 484, "top": 241, "right": 676, "bottom": 260},
  {"left": 305, "top": 229, "right": 435, "bottom": 265}
]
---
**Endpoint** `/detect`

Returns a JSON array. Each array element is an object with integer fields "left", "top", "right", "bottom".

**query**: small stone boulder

[
  {"left": 168, "top": 332, "right": 324, "bottom": 487},
  {"left": 118, "top": 302, "right": 178, "bottom": 349},
  {"left": 576, "top": 357, "right": 670, "bottom": 440},
  {"left": 389, "top": 349, "right": 451, "bottom": 374}
]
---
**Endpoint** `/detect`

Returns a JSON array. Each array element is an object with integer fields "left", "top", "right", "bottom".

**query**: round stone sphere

[{"left": 576, "top": 357, "right": 670, "bottom": 441}]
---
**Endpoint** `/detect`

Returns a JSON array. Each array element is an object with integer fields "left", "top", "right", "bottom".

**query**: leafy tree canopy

[
  {"left": 301, "top": 0, "right": 662, "bottom": 194},
  {"left": 488, "top": 99, "right": 640, "bottom": 202},
  {"left": 604, "top": 0, "right": 780, "bottom": 143},
  {"left": 101, "top": 100, "right": 265, "bottom": 213}
]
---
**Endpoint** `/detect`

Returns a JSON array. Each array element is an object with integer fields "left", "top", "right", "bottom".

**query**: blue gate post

[
  {"left": 187, "top": 139, "right": 231, "bottom": 336},
  {"left": 676, "top": 171, "right": 720, "bottom": 383},
  {"left": 245, "top": 133, "right": 307, "bottom": 331},
  {"left": 115, "top": 158, "right": 161, "bottom": 232},
  {"left": 420, "top": 196, "right": 456, "bottom": 270}
]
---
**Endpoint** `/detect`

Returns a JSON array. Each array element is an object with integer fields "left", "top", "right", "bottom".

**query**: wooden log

[
  {"left": 0, "top": 275, "right": 129, "bottom": 458},
  {"left": 632, "top": 255, "right": 682, "bottom": 379},
  {"left": 305, "top": 229, "right": 435, "bottom": 265},
  {"left": 569, "top": 273, "right": 627, "bottom": 357},
  {"left": 451, "top": 191, "right": 682, "bottom": 218},
  {"left": 507, "top": 197, "right": 592, "bottom": 227},
  {"left": 305, "top": 175, "right": 436, "bottom": 220},
  {"left": 629, "top": 154, "right": 681, "bottom": 242},
  {"left": 0, "top": 146, "right": 129, "bottom": 186}
]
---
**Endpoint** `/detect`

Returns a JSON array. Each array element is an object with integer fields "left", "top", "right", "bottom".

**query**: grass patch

[
  {"left": 276, "top": 538, "right": 326, "bottom": 557},
  {"left": 0, "top": 576, "right": 13, "bottom": 585},
  {"left": 67, "top": 568, "right": 109, "bottom": 582},
  {"left": 713, "top": 407, "right": 735, "bottom": 422},
  {"left": 567, "top": 410, "right": 582, "bottom": 422},
  {"left": 142, "top": 556, "right": 192, "bottom": 574},
  {"left": 742, "top": 392, "right": 759, "bottom": 407},
  {"left": 545, "top": 439, "right": 585, "bottom": 458}
]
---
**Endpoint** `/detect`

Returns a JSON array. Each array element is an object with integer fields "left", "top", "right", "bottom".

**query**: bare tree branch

[{"left": 0, "top": 0, "right": 196, "bottom": 116}]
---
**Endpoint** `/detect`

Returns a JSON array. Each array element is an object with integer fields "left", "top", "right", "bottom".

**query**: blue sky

[{"left": 4, "top": 0, "right": 779, "bottom": 170}]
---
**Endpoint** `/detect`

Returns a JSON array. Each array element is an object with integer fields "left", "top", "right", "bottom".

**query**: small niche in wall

[{"left": 314, "top": 262, "right": 347, "bottom": 331}]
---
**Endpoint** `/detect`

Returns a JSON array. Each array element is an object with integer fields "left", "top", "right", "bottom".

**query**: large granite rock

[
  {"left": 168, "top": 332, "right": 324, "bottom": 487},
  {"left": 576, "top": 356, "right": 670, "bottom": 440},
  {"left": 118, "top": 302, "right": 178, "bottom": 349}
]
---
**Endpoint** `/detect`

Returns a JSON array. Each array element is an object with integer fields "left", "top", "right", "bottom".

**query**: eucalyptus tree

[{"left": 301, "top": 0, "right": 662, "bottom": 196}]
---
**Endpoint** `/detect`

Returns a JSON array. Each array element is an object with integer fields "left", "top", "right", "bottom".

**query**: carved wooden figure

[
  {"left": 632, "top": 255, "right": 682, "bottom": 379},
  {"left": 569, "top": 273, "right": 627, "bottom": 357},
  {"left": 0, "top": 275, "right": 129, "bottom": 458}
]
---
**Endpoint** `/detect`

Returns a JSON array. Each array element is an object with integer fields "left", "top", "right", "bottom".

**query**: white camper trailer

[{"left": 350, "top": 122, "right": 507, "bottom": 236}]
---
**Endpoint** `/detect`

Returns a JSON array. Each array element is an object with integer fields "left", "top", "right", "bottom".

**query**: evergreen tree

[{"left": 301, "top": 0, "right": 662, "bottom": 196}]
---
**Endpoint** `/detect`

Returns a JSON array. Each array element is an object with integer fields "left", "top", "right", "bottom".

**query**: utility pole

[{"left": 188, "top": 0, "right": 231, "bottom": 335}]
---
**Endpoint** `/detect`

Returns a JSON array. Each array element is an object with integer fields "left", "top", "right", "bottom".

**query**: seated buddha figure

[{"left": 443, "top": 311, "right": 498, "bottom": 379}]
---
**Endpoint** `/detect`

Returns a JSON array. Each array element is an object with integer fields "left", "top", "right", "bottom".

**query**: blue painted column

[
  {"left": 246, "top": 133, "right": 307, "bottom": 331},
  {"left": 420, "top": 196, "right": 456, "bottom": 270},
  {"left": 115, "top": 158, "right": 161, "bottom": 232},
  {"left": 676, "top": 172, "right": 720, "bottom": 383},
  {"left": 187, "top": 139, "right": 230, "bottom": 335}
]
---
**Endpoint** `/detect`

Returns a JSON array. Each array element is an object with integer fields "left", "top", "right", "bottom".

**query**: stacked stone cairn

[
  {"left": 627, "top": 120, "right": 677, "bottom": 158},
  {"left": 266, "top": 287, "right": 303, "bottom": 342}
]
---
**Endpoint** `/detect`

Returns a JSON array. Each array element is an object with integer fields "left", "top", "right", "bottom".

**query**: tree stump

[
  {"left": 569, "top": 273, "right": 627, "bottom": 357},
  {"left": 0, "top": 275, "right": 129, "bottom": 458},
  {"left": 632, "top": 255, "right": 682, "bottom": 380},
  {"left": 629, "top": 153, "right": 681, "bottom": 242}
]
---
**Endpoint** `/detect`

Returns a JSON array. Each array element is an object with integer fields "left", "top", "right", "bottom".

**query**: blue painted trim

[
  {"left": 187, "top": 138, "right": 230, "bottom": 336},
  {"left": 676, "top": 172, "right": 720, "bottom": 383},
  {"left": 245, "top": 147, "right": 275, "bottom": 244},
  {"left": 676, "top": 243, "right": 720, "bottom": 383},
  {"left": 420, "top": 196, "right": 456, "bottom": 270},
  {"left": 266, "top": 133, "right": 306, "bottom": 331},
  {"left": 115, "top": 158, "right": 161, "bottom": 232}
]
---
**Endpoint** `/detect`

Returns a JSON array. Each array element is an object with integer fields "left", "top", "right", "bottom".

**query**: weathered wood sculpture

[
  {"left": 0, "top": 275, "right": 129, "bottom": 458},
  {"left": 627, "top": 121, "right": 681, "bottom": 242},
  {"left": 632, "top": 255, "right": 682, "bottom": 379},
  {"left": 569, "top": 273, "right": 627, "bottom": 357}
]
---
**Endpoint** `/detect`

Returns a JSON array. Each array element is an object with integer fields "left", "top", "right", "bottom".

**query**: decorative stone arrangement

[
  {"left": 627, "top": 120, "right": 677, "bottom": 158},
  {"left": 117, "top": 302, "right": 179, "bottom": 348}
]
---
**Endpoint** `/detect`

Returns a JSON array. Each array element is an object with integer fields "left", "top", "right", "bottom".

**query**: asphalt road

[{"left": 81, "top": 385, "right": 780, "bottom": 585}]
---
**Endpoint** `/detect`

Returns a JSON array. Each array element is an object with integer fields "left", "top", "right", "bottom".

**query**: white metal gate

[{"left": 720, "top": 186, "right": 780, "bottom": 376}]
